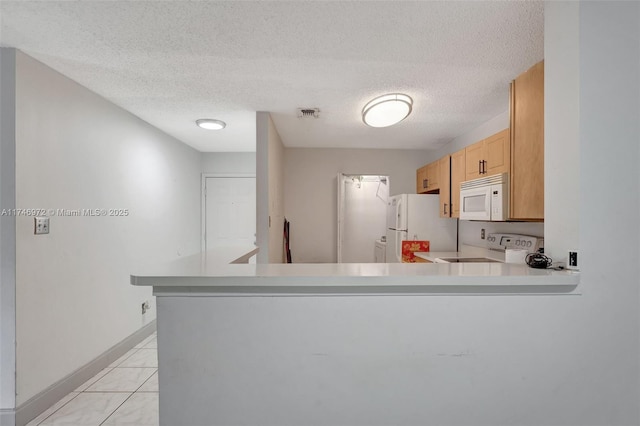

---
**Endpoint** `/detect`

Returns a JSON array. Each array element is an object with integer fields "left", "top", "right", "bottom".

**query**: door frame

[
  {"left": 337, "top": 173, "right": 346, "bottom": 263},
  {"left": 337, "top": 173, "right": 390, "bottom": 263},
  {"left": 201, "top": 173, "right": 256, "bottom": 253}
]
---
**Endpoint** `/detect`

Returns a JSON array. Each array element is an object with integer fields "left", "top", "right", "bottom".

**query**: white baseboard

[
  {"left": 15, "top": 321, "right": 156, "bottom": 426},
  {"left": 1, "top": 408, "right": 16, "bottom": 426}
]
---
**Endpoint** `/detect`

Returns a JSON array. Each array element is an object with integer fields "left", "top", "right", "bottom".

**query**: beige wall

[
  {"left": 267, "top": 116, "right": 285, "bottom": 263},
  {"left": 256, "top": 112, "right": 285, "bottom": 263},
  {"left": 284, "top": 148, "right": 432, "bottom": 263},
  {"left": 430, "top": 110, "right": 509, "bottom": 160},
  {"left": 201, "top": 152, "right": 256, "bottom": 174}
]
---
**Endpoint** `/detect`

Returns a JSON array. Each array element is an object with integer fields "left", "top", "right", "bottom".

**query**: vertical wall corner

[{"left": 0, "top": 46, "right": 18, "bottom": 422}]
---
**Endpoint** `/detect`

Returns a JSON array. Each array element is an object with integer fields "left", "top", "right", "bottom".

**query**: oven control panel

[{"left": 486, "top": 233, "right": 544, "bottom": 252}]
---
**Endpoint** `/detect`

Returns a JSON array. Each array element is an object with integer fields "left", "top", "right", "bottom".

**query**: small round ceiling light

[
  {"left": 196, "top": 119, "right": 226, "bottom": 130},
  {"left": 362, "top": 93, "right": 413, "bottom": 128}
]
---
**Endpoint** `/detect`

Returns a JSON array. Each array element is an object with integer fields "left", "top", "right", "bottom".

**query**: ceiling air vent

[{"left": 297, "top": 108, "right": 320, "bottom": 118}]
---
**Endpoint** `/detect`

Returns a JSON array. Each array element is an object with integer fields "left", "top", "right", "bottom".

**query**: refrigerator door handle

[
  {"left": 396, "top": 230, "right": 407, "bottom": 262},
  {"left": 396, "top": 196, "right": 405, "bottom": 231}
]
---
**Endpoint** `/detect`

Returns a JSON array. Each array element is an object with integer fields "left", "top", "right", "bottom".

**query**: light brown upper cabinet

[
  {"left": 450, "top": 149, "right": 466, "bottom": 218},
  {"left": 510, "top": 60, "right": 544, "bottom": 220},
  {"left": 414, "top": 61, "right": 543, "bottom": 222},
  {"left": 426, "top": 161, "right": 439, "bottom": 192},
  {"left": 416, "top": 165, "right": 428, "bottom": 194},
  {"left": 465, "top": 129, "right": 510, "bottom": 181},
  {"left": 464, "top": 140, "right": 484, "bottom": 180},
  {"left": 416, "top": 153, "right": 460, "bottom": 218},
  {"left": 485, "top": 129, "right": 511, "bottom": 176},
  {"left": 416, "top": 161, "right": 440, "bottom": 194},
  {"left": 438, "top": 155, "right": 451, "bottom": 218}
]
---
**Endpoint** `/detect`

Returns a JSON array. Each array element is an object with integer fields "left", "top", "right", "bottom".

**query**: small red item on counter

[{"left": 401, "top": 240, "right": 430, "bottom": 263}]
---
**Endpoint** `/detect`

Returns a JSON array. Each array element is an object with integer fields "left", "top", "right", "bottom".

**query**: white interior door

[{"left": 204, "top": 177, "right": 256, "bottom": 251}]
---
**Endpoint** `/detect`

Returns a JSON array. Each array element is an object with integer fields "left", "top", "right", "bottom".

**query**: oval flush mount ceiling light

[
  {"left": 362, "top": 93, "right": 413, "bottom": 128},
  {"left": 196, "top": 119, "right": 226, "bottom": 130}
]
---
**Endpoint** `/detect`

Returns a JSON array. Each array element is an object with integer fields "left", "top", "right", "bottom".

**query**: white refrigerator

[{"left": 385, "top": 194, "right": 457, "bottom": 263}]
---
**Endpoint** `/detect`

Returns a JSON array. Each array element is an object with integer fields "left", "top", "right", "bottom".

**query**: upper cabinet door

[
  {"left": 484, "top": 128, "right": 510, "bottom": 176},
  {"left": 416, "top": 165, "right": 428, "bottom": 194},
  {"left": 426, "top": 161, "right": 440, "bottom": 192},
  {"left": 438, "top": 155, "right": 451, "bottom": 218},
  {"left": 450, "top": 149, "right": 466, "bottom": 218},
  {"left": 465, "top": 140, "right": 484, "bottom": 181},
  {"left": 464, "top": 130, "right": 510, "bottom": 181},
  {"left": 416, "top": 161, "right": 440, "bottom": 194},
  {"left": 510, "top": 60, "right": 544, "bottom": 220}
]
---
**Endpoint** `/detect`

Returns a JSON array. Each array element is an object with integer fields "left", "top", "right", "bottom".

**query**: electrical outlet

[
  {"left": 34, "top": 217, "right": 49, "bottom": 235},
  {"left": 481, "top": 229, "right": 485, "bottom": 239},
  {"left": 141, "top": 301, "right": 150, "bottom": 315},
  {"left": 567, "top": 250, "right": 579, "bottom": 270}
]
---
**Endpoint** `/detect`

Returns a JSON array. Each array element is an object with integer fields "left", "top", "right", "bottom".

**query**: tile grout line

[
  {"left": 83, "top": 367, "right": 157, "bottom": 393},
  {"left": 134, "top": 369, "right": 158, "bottom": 393},
  {"left": 108, "top": 366, "right": 156, "bottom": 368},
  {"left": 97, "top": 367, "right": 158, "bottom": 426},
  {"left": 96, "top": 392, "right": 135, "bottom": 426},
  {"left": 95, "top": 340, "right": 158, "bottom": 426},
  {"left": 109, "top": 348, "right": 141, "bottom": 368},
  {"left": 74, "top": 368, "right": 113, "bottom": 393},
  {"left": 116, "top": 347, "right": 157, "bottom": 368},
  {"left": 29, "top": 360, "right": 137, "bottom": 424},
  {"left": 30, "top": 334, "right": 157, "bottom": 426},
  {"left": 29, "top": 392, "right": 82, "bottom": 426}
]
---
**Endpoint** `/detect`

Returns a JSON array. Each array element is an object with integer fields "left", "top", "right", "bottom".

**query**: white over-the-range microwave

[{"left": 459, "top": 172, "right": 508, "bottom": 221}]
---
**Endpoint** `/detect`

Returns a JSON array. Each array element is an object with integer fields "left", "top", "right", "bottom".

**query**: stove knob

[{"left": 527, "top": 241, "right": 532, "bottom": 247}]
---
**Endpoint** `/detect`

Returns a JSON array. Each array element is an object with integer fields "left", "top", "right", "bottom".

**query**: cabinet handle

[
  {"left": 482, "top": 160, "right": 487, "bottom": 174},
  {"left": 423, "top": 179, "right": 428, "bottom": 189},
  {"left": 443, "top": 203, "right": 448, "bottom": 215},
  {"left": 478, "top": 160, "right": 482, "bottom": 175}
]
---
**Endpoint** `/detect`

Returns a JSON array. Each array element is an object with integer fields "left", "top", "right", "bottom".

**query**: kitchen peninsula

[{"left": 132, "top": 249, "right": 578, "bottom": 426}]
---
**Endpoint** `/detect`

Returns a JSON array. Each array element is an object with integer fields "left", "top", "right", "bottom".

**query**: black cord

[{"left": 526, "top": 252, "right": 553, "bottom": 269}]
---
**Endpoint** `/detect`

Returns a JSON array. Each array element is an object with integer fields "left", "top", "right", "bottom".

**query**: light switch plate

[{"left": 34, "top": 217, "right": 49, "bottom": 235}]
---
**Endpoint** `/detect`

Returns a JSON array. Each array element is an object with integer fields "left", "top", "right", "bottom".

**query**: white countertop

[
  {"left": 131, "top": 245, "right": 258, "bottom": 275},
  {"left": 414, "top": 245, "right": 505, "bottom": 262},
  {"left": 130, "top": 246, "right": 579, "bottom": 296}
]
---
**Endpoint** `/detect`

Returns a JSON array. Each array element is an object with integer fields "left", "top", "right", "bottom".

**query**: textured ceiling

[{"left": 0, "top": 1, "right": 544, "bottom": 152}]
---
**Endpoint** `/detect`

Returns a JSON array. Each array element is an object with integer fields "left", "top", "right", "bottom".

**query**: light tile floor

[{"left": 27, "top": 333, "right": 159, "bottom": 426}]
